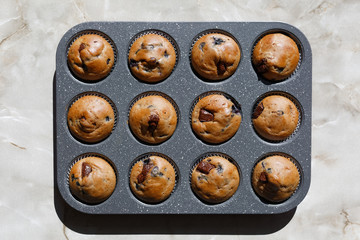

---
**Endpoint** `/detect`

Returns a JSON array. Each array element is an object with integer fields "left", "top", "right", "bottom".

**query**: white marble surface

[{"left": 1, "top": 0, "right": 360, "bottom": 239}]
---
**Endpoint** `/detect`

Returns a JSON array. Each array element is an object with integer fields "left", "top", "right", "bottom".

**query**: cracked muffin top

[
  {"left": 191, "top": 155, "right": 240, "bottom": 204},
  {"left": 191, "top": 94, "right": 241, "bottom": 144},
  {"left": 128, "top": 33, "right": 176, "bottom": 83},
  {"left": 69, "top": 156, "right": 116, "bottom": 204},
  {"left": 191, "top": 33, "right": 241, "bottom": 81},
  {"left": 68, "top": 34, "right": 114, "bottom": 81},
  {"left": 252, "top": 33, "right": 299, "bottom": 81},
  {"left": 129, "top": 95, "right": 177, "bottom": 144},
  {"left": 67, "top": 95, "right": 115, "bottom": 143},
  {"left": 129, "top": 155, "right": 176, "bottom": 203}
]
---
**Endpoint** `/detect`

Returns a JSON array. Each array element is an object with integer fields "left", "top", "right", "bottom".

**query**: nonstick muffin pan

[{"left": 54, "top": 22, "right": 312, "bottom": 214}]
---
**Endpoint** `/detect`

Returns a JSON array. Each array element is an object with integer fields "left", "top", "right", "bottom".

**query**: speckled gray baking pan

[{"left": 54, "top": 21, "right": 312, "bottom": 214}]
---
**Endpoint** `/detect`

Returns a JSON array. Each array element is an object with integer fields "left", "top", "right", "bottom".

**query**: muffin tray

[{"left": 54, "top": 22, "right": 312, "bottom": 214}]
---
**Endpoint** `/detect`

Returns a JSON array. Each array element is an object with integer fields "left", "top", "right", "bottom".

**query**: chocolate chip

[
  {"left": 199, "top": 109, "right": 214, "bottom": 122},
  {"left": 107, "top": 58, "right": 110, "bottom": 65},
  {"left": 137, "top": 160, "right": 154, "bottom": 183},
  {"left": 217, "top": 61, "right": 226, "bottom": 75},
  {"left": 148, "top": 113, "right": 160, "bottom": 133},
  {"left": 256, "top": 58, "right": 269, "bottom": 73},
  {"left": 259, "top": 172, "right": 268, "bottom": 182},
  {"left": 199, "top": 42, "right": 206, "bottom": 51},
  {"left": 81, "top": 162, "right": 92, "bottom": 178},
  {"left": 78, "top": 43, "right": 87, "bottom": 52},
  {"left": 76, "top": 181, "right": 80, "bottom": 186},
  {"left": 277, "top": 110, "right": 284, "bottom": 116},
  {"left": 164, "top": 50, "right": 169, "bottom": 58},
  {"left": 196, "top": 160, "right": 215, "bottom": 174},
  {"left": 213, "top": 37, "right": 225, "bottom": 45},
  {"left": 252, "top": 102, "right": 264, "bottom": 119},
  {"left": 129, "top": 59, "right": 138, "bottom": 67},
  {"left": 266, "top": 168, "right": 272, "bottom": 173},
  {"left": 105, "top": 116, "right": 110, "bottom": 122}
]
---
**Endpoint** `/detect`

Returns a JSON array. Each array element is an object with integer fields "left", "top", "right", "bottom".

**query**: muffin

[
  {"left": 129, "top": 155, "right": 176, "bottom": 203},
  {"left": 191, "top": 155, "right": 240, "bottom": 204},
  {"left": 191, "top": 33, "right": 240, "bottom": 80},
  {"left": 252, "top": 33, "right": 299, "bottom": 81},
  {"left": 67, "top": 95, "right": 115, "bottom": 143},
  {"left": 68, "top": 34, "right": 114, "bottom": 81},
  {"left": 128, "top": 33, "right": 176, "bottom": 83},
  {"left": 129, "top": 95, "right": 177, "bottom": 144},
  {"left": 69, "top": 156, "right": 116, "bottom": 204},
  {"left": 191, "top": 94, "right": 241, "bottom": 144},
  {"left": 252, "top": 95, "right": 299, "bottom": 141},
  {"left": 252, "top": 155, "right": 300, "bottom": 202}
]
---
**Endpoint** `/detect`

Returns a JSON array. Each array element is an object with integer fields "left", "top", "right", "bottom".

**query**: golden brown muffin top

[
  {"left": 252, "top": 95, "right": 299, "bottom": 141},
  {"left": 252, "top": 155, "right": 300, "bottom": 202},
  {"left": 191, "top": 33, "right": 240, "bottom": 80},
  {"left": 68, "top": 34, "right": 114, "bottom": 81},
  {"left": 67, "top": 95, "right": 115, "bottom": 143},
  {"left": 191, "top": 156, "right": 240, "bottom": 203},
  {"left": 128, "top": 34, "right": 176, "bottom": 83},
  {"left": 129, "top": 155, "right": 176, "bottom": 203},
  {"left": 69, "top": 156, "right": 116, "bottom": 204},
  {"left": 252, "top": 33, "right": 299, "bottom": 81},
  {"left": 129, "top": 95, "right": 177, "bottom": 144},
  {"left": 191, "top": 94, "right": 241, "bottom": 144}
]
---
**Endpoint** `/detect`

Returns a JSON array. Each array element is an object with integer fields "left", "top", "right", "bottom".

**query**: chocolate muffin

[
  {"left": 69, "top": 156, "right": 116, "bottom": 204},
  {"left": 128, "top": 33, "right": 176, "bottom": 83},
  {"left": 191, "top": 94, "right": 241, "bottom": 144},
  {"left": 252, "top": 33, "right": 299, "bottom": 81},
  {"left": 129, "top": 155, "right": 176, "bottom": 203},
  {"left": 252, "top": 155, "right": 300, "bottom": 202},
  {"left": 252, "top": 95, "right": 299, "bottom": 141},
  {"left": 67, "top": 95, "right": 115, "bottom": 143},
  {"left": 191, "top": 155, "right": 240, "bottom": 204},
  {"left": 129, "top": 95, "right": 177, "bottom": 144},
  {"left": 191, "top": 33, "right": 240, "bottom": 81},
  {"left": 68, "top": 34, "right": 114, "bottom": 81}
]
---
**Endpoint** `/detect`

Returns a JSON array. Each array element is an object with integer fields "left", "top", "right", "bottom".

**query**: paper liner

[
  {"left": 127, "top": 91, "right": 180, "bottom": 145},
  {"left": 251, "top": 91, "right": 302, "bottom": 144},
  {"left": 189, "top": 91, "right": 242, "bottom": 144},
  {"left": 66, "top": 153, "right": 117, "bottom": 205},
  {"left": 66, "top": 30, "right": 117, "bottom": 82},
  {"left": 67, "top": 91, "right": 118, "bottom": 143},
  {"left": 251, "top": 30, "right": 302, "bottom": 83},
  {"left": 250, "top": 152, "right": 302, "bottom": 204},
  {"left": 127, "top": 30, "right": 179, "bottom": 82},
  {"left": 128, "top": 152, "right": 179, "bottom": 204},
  {"left": 189, "top": 29, "right": 241, "bottom": 82},
  {"left": 189, "top": 152, "right": 241, "bottom": 205}
]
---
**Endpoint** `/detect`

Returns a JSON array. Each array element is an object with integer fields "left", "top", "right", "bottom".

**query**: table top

[{"left": 1, "top": 0, "right": 359, "bottom": 239}]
